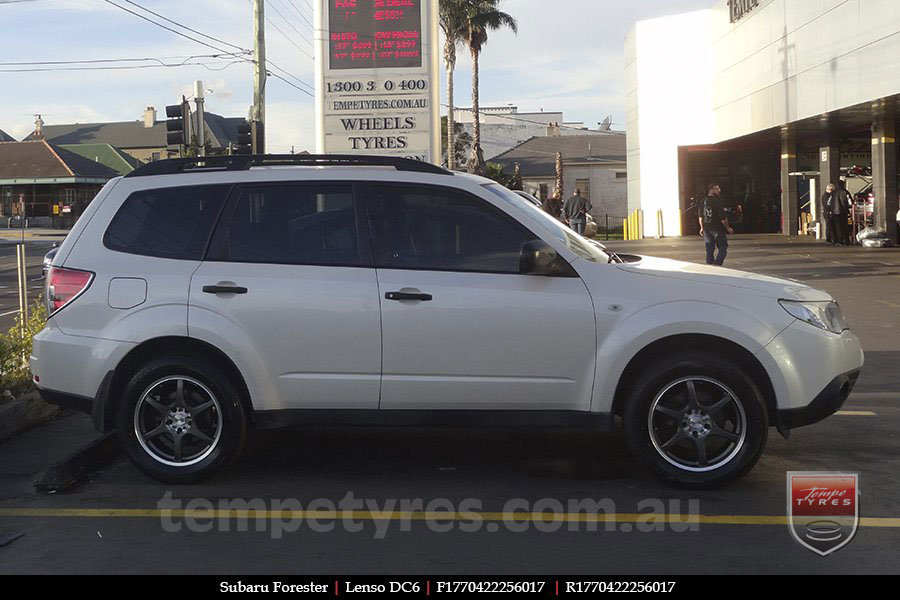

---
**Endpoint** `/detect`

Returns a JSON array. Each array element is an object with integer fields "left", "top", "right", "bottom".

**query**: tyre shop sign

[
  {"left": 315, "top": 0, "right": 440, "bottom": 164},
  {"left": 729, "top": 0, "right": 759, "bottom": 23}
]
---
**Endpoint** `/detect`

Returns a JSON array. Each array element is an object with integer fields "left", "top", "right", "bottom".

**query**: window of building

[
  {"left": 103, "top": 185, "right": 229, "bottom": 260},
  {"left": 217, "top": 184, "right": 361, "bottom": 267},
  {"left": 575, "top": 179, "right": 591, "bottom": 201},
  {"left": 365, "top": 184, "right": 537, "bottom": 274}
]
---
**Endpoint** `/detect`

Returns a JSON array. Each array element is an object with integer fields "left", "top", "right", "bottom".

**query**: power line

[
  {"left": 118, "top": 0, "right": 250, "bottom": 53},
  {"left": 266, "top": 59, "right": 314, "bottom": 92},
  {"left": 0, "top": 53, "right": 243, "bottom": 66},
  {"left": 269, "top": 0, "right": 313, "bottom": 43},
  {"left": 103, "top": 0, "right": 248, "bottom": 57},
  {"left": 245, "top": 0, "right": 314, "bottom": 59},
  {"left": 0, "top": 60, "right": 246, "bottom": 73},
  {"left": 282, "top": 0, "right": 313, "bottom": 29},
  {"left": 266, "top": 71, "right": 313, "bottom": 97}
]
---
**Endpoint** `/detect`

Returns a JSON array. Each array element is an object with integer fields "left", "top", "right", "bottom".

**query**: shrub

[{"left": 0, "top": 300, "right": 47, "bottom": 398}]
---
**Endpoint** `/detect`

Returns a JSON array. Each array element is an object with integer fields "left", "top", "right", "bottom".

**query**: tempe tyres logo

[{"left": 787, "top": 472, "right": 859, "bottom": 556}]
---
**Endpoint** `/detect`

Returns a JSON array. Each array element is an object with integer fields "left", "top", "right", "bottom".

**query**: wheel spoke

[
  {"left": 660, "top": 428, "right": 686, "bottom": 450},
  {"left": 144, "top": 395, "right": 169, "bottom": 414},
  {"left": 187, "top": 429, "right": 213, "bottom": 445},
  {"left": 709, "top": 423, "right": 740, "bottom": 442},
  {"left": 172, "top": 434, "right": 184, "bottom": 462},
  {"left": 706, "top": 394, "right": 733, "bottom": 416},
  {"left": 174, "top": 379, "right": 186, "bottom": 409},
  {"left": 192, "top": 399, "right": 216, "bottom": 415},
  {"left": 654, "top": 405, "right": 683, "bottom": 421},
  {"left": 685, "top": 381, "right": 700, "bottom": 410},
  {"left": 693, "top": 436, "right": 708, "bottom": 467},
  {"left": 142, "top": 423, "right": 168, "bottom": 440}
]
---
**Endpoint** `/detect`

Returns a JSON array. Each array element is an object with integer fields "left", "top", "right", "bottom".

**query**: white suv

[{"left": 31, "top": 155, "right": 864, "bottom": 488}]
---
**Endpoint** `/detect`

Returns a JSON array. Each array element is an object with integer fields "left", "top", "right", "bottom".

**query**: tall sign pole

[
  {"left": 315, "top": 0, "right": 440, "bottom": 165},
  {"left": 253, "top": 0, "right": 267, "bottom": 154}
]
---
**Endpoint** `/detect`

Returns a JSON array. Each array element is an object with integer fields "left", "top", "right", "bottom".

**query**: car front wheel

[{"left": 623, "top": 352, "right": 768, "bottom": 488}]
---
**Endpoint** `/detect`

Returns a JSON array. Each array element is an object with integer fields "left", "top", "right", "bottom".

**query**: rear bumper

[
  {"left": 38, "top": 388, "right": 93, "bottom": 414},
  {"left": 777, "top": 369, "right": 860, "bottom": 430}
]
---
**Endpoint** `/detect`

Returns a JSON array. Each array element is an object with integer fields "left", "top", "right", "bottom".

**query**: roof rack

[{"left": 124, "top": 154, "right": 452, "bottom": 178}]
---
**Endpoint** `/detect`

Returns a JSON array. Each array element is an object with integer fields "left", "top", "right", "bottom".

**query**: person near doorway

[
  {"left": 822, "top": 182, "right": 850, "bottom": 245},
  {"left": 563, "top": 189, "right": 592, "bottom": 235},
  {"left": 699, "top": 184, "right": 734, "bottom": 266},
  {"left": 542, "top": 193, "right": 562, "bottom": 220}
]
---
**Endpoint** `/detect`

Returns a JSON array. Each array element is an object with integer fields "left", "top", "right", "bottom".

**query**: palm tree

[
  {"left": 440, "top": 0, "right": 466, "bottom": 170},
  {"left": 462, "top": 0, "right": 517, "bottom": 176}
]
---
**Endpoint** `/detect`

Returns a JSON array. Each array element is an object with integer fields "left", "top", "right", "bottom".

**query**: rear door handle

[
  {"left": 202, "top": 285, "right": 248, "bottom": 295},
  {"left": 385, "top": 291, "right": 432, "bottom": 302}
]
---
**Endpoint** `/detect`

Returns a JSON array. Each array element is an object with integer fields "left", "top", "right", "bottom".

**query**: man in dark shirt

[
  {"left": 542, "top": 193, "right": 562, "bottom": 220},
  {"left": 698, "top": 184, "right": 734, "bottom": 266},
  {"left": 822, "top": 182, "right": 851, "bottom": 245}
]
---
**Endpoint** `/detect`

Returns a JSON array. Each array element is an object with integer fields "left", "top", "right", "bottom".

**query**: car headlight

[{"left": 779, "top": 300, "right": 849, "bottom": 334}]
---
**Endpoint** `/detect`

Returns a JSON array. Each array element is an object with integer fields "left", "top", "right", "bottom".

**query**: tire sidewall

[
  {"left": 624, "top": 353, "right": 769, "bottom": 489},
  {"left": 116, "top": 355, "right": 246, "bottom": 483}
]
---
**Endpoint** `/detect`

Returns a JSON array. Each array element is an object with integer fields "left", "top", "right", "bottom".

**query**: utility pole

[
  {"left": 253, "top": 0, "right": 266, "bottom": 154},
  {"left": 194, "top": 80, "right": 206, "bottom": 156}
]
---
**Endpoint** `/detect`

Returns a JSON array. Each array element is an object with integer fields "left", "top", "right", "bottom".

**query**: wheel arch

[
  {"left": 611, "top": 333, "right": 777, "bottom": 426},
  {"left": 97, "top": 336, "right": 252, "bottom": 432}
]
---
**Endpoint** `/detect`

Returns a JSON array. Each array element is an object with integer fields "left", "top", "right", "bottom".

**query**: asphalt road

[{"left": 0, "top": 234, "right": 897, "bottom": 575}]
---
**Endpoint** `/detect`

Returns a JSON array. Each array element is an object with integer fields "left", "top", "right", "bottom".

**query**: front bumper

[{"left": 777, "top": 369, "right": 860, "bottom": 430}]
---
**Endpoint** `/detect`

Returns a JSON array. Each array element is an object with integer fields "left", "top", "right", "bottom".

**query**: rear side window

[
  {"left": 103, "top": 185, "right": 229, "bottom": 260},
  {"left": 213, "top": 184, "right": 363, "bottom": 267}
]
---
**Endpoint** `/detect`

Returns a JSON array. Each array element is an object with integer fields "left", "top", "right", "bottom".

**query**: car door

[
  {"left": 365, "top": 183, "right": 597, "bottom": 411},
  {"left": 188, "top": 182, "right": 382, "bottom": 411}
]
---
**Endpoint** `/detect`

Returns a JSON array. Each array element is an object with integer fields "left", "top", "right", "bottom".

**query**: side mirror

[{"left": 519, "top": 240, "right": 577, "bottom": 277}]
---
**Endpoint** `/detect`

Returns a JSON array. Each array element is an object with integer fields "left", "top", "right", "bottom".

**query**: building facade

[
  {"left": 491, "top": 134, "right": 628, "bottom": 223},
  {"left": 0, "top": 140, "right": 119, "bottom": 226},
  {"left": 627, "top": 0, "right": 900, "bottom": 239}
]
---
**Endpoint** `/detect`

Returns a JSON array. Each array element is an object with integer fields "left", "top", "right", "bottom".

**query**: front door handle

[
  {"left": 203, "top": 285, "right": 248, "bottom": 295},
  {"left": 385, "top": 291, "right": 432, "bottom": 302}
]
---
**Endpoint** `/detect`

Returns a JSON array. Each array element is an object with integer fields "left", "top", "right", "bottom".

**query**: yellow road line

[
  {"left": 836, "top": 411, "right": 877, "bottom": 416},
  {"left": 0, "top": 508, "right": 897, "bottom": 527}
]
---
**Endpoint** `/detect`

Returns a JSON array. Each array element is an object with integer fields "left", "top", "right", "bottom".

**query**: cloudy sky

[{"left": 0, "top": 0, "right": 712, "bottom": 151}]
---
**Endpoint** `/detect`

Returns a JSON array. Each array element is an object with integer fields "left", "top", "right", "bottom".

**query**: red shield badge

[{"left": 787, "top": 472, "right": 859, "bottom": 556}]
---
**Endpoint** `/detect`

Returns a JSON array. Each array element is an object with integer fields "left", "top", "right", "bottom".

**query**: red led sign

[{"left": 329, "top": 0, "right": 423, "bottom": 70}]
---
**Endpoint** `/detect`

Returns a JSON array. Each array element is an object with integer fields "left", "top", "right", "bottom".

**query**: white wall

[
  {"left": 627, "top": 0, "right": 900, "bottom": 236},
  {"left": 626, "top": 9, "right": 715, "bottom": 236}
]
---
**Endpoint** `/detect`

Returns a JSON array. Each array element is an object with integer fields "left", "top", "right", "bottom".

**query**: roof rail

[{"left": 124, "top": 154, "right": 452, "bottom": 178}]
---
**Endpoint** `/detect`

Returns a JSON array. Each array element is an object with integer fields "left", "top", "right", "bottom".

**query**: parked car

[
  {"left": 513, "top": 190, "right": 543, "bottom": 209},
  {"left": 42, "top": 245, "right": 59, "bottom": 278},
  {"left": 32, "top": 155, "right": 863, "bottom": 488},
  {"left": 514, "top": 191, "right": 598, "bottom": 237}
]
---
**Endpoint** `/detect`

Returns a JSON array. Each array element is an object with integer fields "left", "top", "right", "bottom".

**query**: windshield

[{"left": 483, "top": 183, "right": 609, "bottom": 264}]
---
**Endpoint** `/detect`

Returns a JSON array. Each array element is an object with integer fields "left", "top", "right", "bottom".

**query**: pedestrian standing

[
  {"left": 542, "top": 193, "right": 562, "bottom": 220},
  {"left": 822, "top": 182, "right": 850, "bottom": 245},
  {"left": 563, "top": 189, "right": 592, "bottom": 235},
  {"left": 699, "top": 184, "right": 733, "bottom": 266}
]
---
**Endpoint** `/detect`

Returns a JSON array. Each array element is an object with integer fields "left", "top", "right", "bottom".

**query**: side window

[
  {"left": 365, "top": 185, "right": 538, "bottom": 273},
  {"left": 218, "top": 184, "right": 362, "bottom": 267},
  {"left": 103, "top": 185, "right": 229, "bottom": 260}
]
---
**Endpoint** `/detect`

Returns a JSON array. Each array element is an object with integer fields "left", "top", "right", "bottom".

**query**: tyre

[
  {"left": 623, "top": 352, "right": 768, "bottom": 489},
  {"left": 116, "top": 355, "right": 247, "bottom": 483}
]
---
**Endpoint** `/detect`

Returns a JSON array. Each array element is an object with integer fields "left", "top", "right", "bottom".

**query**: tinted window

[
  {"left": 220, "top": 184, "right": 362, "bottom": 266},
  {"left": 104, "top": 185, "right": 229, "bottom": 260},
  {"left": 366, "top": 185, "right": 538, "bottom": 273}
]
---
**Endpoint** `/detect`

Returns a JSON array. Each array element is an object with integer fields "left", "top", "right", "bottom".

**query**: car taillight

[{"left": 45, "top": 266, "right": 93, "bottom": 316}]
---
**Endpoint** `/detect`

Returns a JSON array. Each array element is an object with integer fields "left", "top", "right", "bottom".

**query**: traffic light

[
  {"left": 236, "top": 120, "right": 253, "bottom": 155},
  {"left": 235, "top": 120, "right": 264, "bottom": 154},
  {"left": 165, "top": 98, "right": 191, "bottom": 147}
]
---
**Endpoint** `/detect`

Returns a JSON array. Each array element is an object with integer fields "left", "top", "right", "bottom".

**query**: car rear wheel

[
  {"left": 116, "top": 355, "right": 247, "bottom": 483},
  {"left": 623, "top": 352, "right": 768, "bottom": 488}
]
